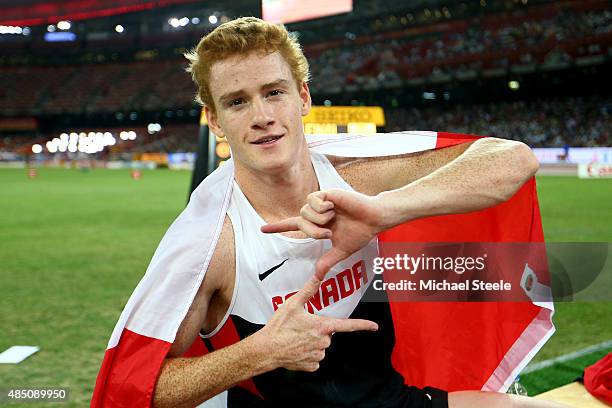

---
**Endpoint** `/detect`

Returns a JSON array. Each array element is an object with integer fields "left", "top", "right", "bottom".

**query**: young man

[{"left": 152, "top": 17, "right": 561, "bottom": 408}]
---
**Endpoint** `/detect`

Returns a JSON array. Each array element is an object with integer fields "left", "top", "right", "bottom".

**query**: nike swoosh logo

[{"left": 259, "top": 259, "right": 289, "bottom": 281}]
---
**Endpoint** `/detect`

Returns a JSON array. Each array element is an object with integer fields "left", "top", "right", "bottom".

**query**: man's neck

[{"left": 234, "top": 151, "right": 318, "bottom": 223}]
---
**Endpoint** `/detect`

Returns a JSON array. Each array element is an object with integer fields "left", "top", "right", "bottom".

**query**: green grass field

[{"left": 0, "top": 168, "right": 610, "bottom": 406}]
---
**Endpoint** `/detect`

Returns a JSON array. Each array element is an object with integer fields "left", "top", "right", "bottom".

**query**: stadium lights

[
  {"left": 147, "top": 123, "right": 162, "bottom": 134},
  {"left": 167, "top": 16, "right": 199, "bottom": 29},
  {"left": 115, "top": 25, "right": 124, "bottom": 33},
  {"left": 57, "top": 21, "right": 71, "bottom": 30},
  {"left": 32, "top": 144, "right": 43, "bottom": 154},
  {"left": 423, "top": 92, "right": 437, "bottom": 100},
  {"left": 209, "top": 15, "right": 218, "bottom": 24},
  {"left": 119, "top": 130, "right": 137, "bottom": 140},
  {"left": 46, "top": 141, "right": 58, "bottom": 153},
  {"left": 42, "top": 130, "right": 118, "bottom": 155},
  {"left": 0, "top": 26, "right": 30, "bottom": 36},
  {"left": 0, "top": 25, "right": 23, "bottom": 35},
  {"left": 47, "top": 24, "right": 56, "bottom": 32},
  {"left": 509, "top": 80, "right": 520, "bottom": 91}
]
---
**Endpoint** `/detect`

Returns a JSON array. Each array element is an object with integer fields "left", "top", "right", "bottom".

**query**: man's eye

[
  {"left": 268, "top": 89, "right": 283, "bottom": 97},
  {"left": 230, "top": 99, "right": 244, "bottom": 106}
]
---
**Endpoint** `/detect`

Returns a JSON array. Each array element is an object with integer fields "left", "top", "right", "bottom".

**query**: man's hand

[
  {"left": 258, "top": 274, "right": 378, "bottom": 372},
  {"left": 261, "top": 189, "right": 386, "bottom": 279}
]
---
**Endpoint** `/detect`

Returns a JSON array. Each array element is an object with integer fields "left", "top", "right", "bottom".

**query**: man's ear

[
  {"left": 299, "top": 81, "right": 312, "bottom": 117},
  {"left": 204, "top": 105, "right": 224, "bottom": 138}
]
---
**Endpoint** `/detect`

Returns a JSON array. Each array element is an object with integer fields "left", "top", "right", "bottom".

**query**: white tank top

[{"left": 204, "top": 152, "right": 379, "bottom": 338}]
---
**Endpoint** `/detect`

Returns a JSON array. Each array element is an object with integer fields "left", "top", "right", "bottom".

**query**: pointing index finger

[
  {"left": 323, "top": 317, "right": 379, "bottom": 333},
  {"left": 261, "top": 217, "right": 300, "bottom": 234}
]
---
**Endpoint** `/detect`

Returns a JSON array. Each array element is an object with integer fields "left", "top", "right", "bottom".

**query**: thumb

[
  {"left": 319, "top": 188, "right": 348, "bottom": 208},
  {"left": 315, "top": 247, "right": 349, "bottom": 280}
]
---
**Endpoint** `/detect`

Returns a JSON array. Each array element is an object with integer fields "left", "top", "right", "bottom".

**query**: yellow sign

[
  {"left": 304, "top": 123, "right": 338, "bottom": 135},
  {"left": 303, "top": 106, "right": 385, "bottom": 126},
  {"left": 201, "top": 106, "right": 385, "bottom": 127},
  {"left": 140, "top": 153, "right": 168, "bottom": 164},
  {"left": 347, "top": 122, "right": 377, "bottom": 134}
]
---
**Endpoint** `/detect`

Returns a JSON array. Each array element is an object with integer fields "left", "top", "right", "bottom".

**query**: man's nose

[{"left": 250, "top": 98, "right": 274, "bottom": 129}]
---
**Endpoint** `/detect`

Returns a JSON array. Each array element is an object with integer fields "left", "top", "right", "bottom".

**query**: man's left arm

[
  {"left": 262, "top": 138, "right": 539, "bottom": 278},
  {"left": 349, "top": 137, "right": 539, "bottom": 226}
]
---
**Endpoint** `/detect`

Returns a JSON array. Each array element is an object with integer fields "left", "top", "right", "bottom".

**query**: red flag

[
  {"left": 584, "top": 353, "right": 612, "bottom": 404},
  {"left": 378, "top": 133, "right": 554, "bottom": 392}
]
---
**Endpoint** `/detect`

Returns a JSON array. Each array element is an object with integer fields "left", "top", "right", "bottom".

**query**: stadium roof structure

[{"left": 0, "top": 0, "right": 204, "bottom": 26}]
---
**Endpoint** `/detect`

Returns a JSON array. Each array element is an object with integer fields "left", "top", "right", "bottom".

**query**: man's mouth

[{"left": 252, "top": 135, "right": 283, "bottom": 145}]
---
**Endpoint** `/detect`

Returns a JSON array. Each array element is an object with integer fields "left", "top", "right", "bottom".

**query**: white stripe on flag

[{"left": 307, "top": 132, "right": 438, "bottom": 157}]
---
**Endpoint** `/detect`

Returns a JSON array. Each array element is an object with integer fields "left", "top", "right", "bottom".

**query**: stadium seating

[
  {"left": 385, "top": 96, "right": 610, "bottom": 148},
  {"left": 0, "top": 0, "right": 610, "bottom": 157},
  {"left": 1, "top": 1, "right": 609, "bottom": 116}
]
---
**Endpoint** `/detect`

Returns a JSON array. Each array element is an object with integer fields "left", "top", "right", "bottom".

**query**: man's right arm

[
  {"left": 152, "top": 326, "right": 276, "bottom": 408},
  {"left": 152, "top": 218, "right": 378, "bottom": 408}
]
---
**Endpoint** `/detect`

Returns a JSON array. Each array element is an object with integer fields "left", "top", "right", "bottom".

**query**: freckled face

[{"left": 205, "top": 52, "right": 311, "bottom": 175}]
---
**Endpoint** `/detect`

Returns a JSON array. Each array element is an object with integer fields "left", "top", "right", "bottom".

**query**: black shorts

[{"left": 398, "top": 385, "right": 448, "bottom": 408}]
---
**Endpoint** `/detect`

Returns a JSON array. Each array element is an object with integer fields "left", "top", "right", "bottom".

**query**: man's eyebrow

[
  {"left": 218, "top": 79, "right": 292, "bottom": 103},
  {"left": 219, "top": 90, "right": 245, "bottom": 104},
  {"left": 262, "top": 79, "right": 291, "bottom": 89}
]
